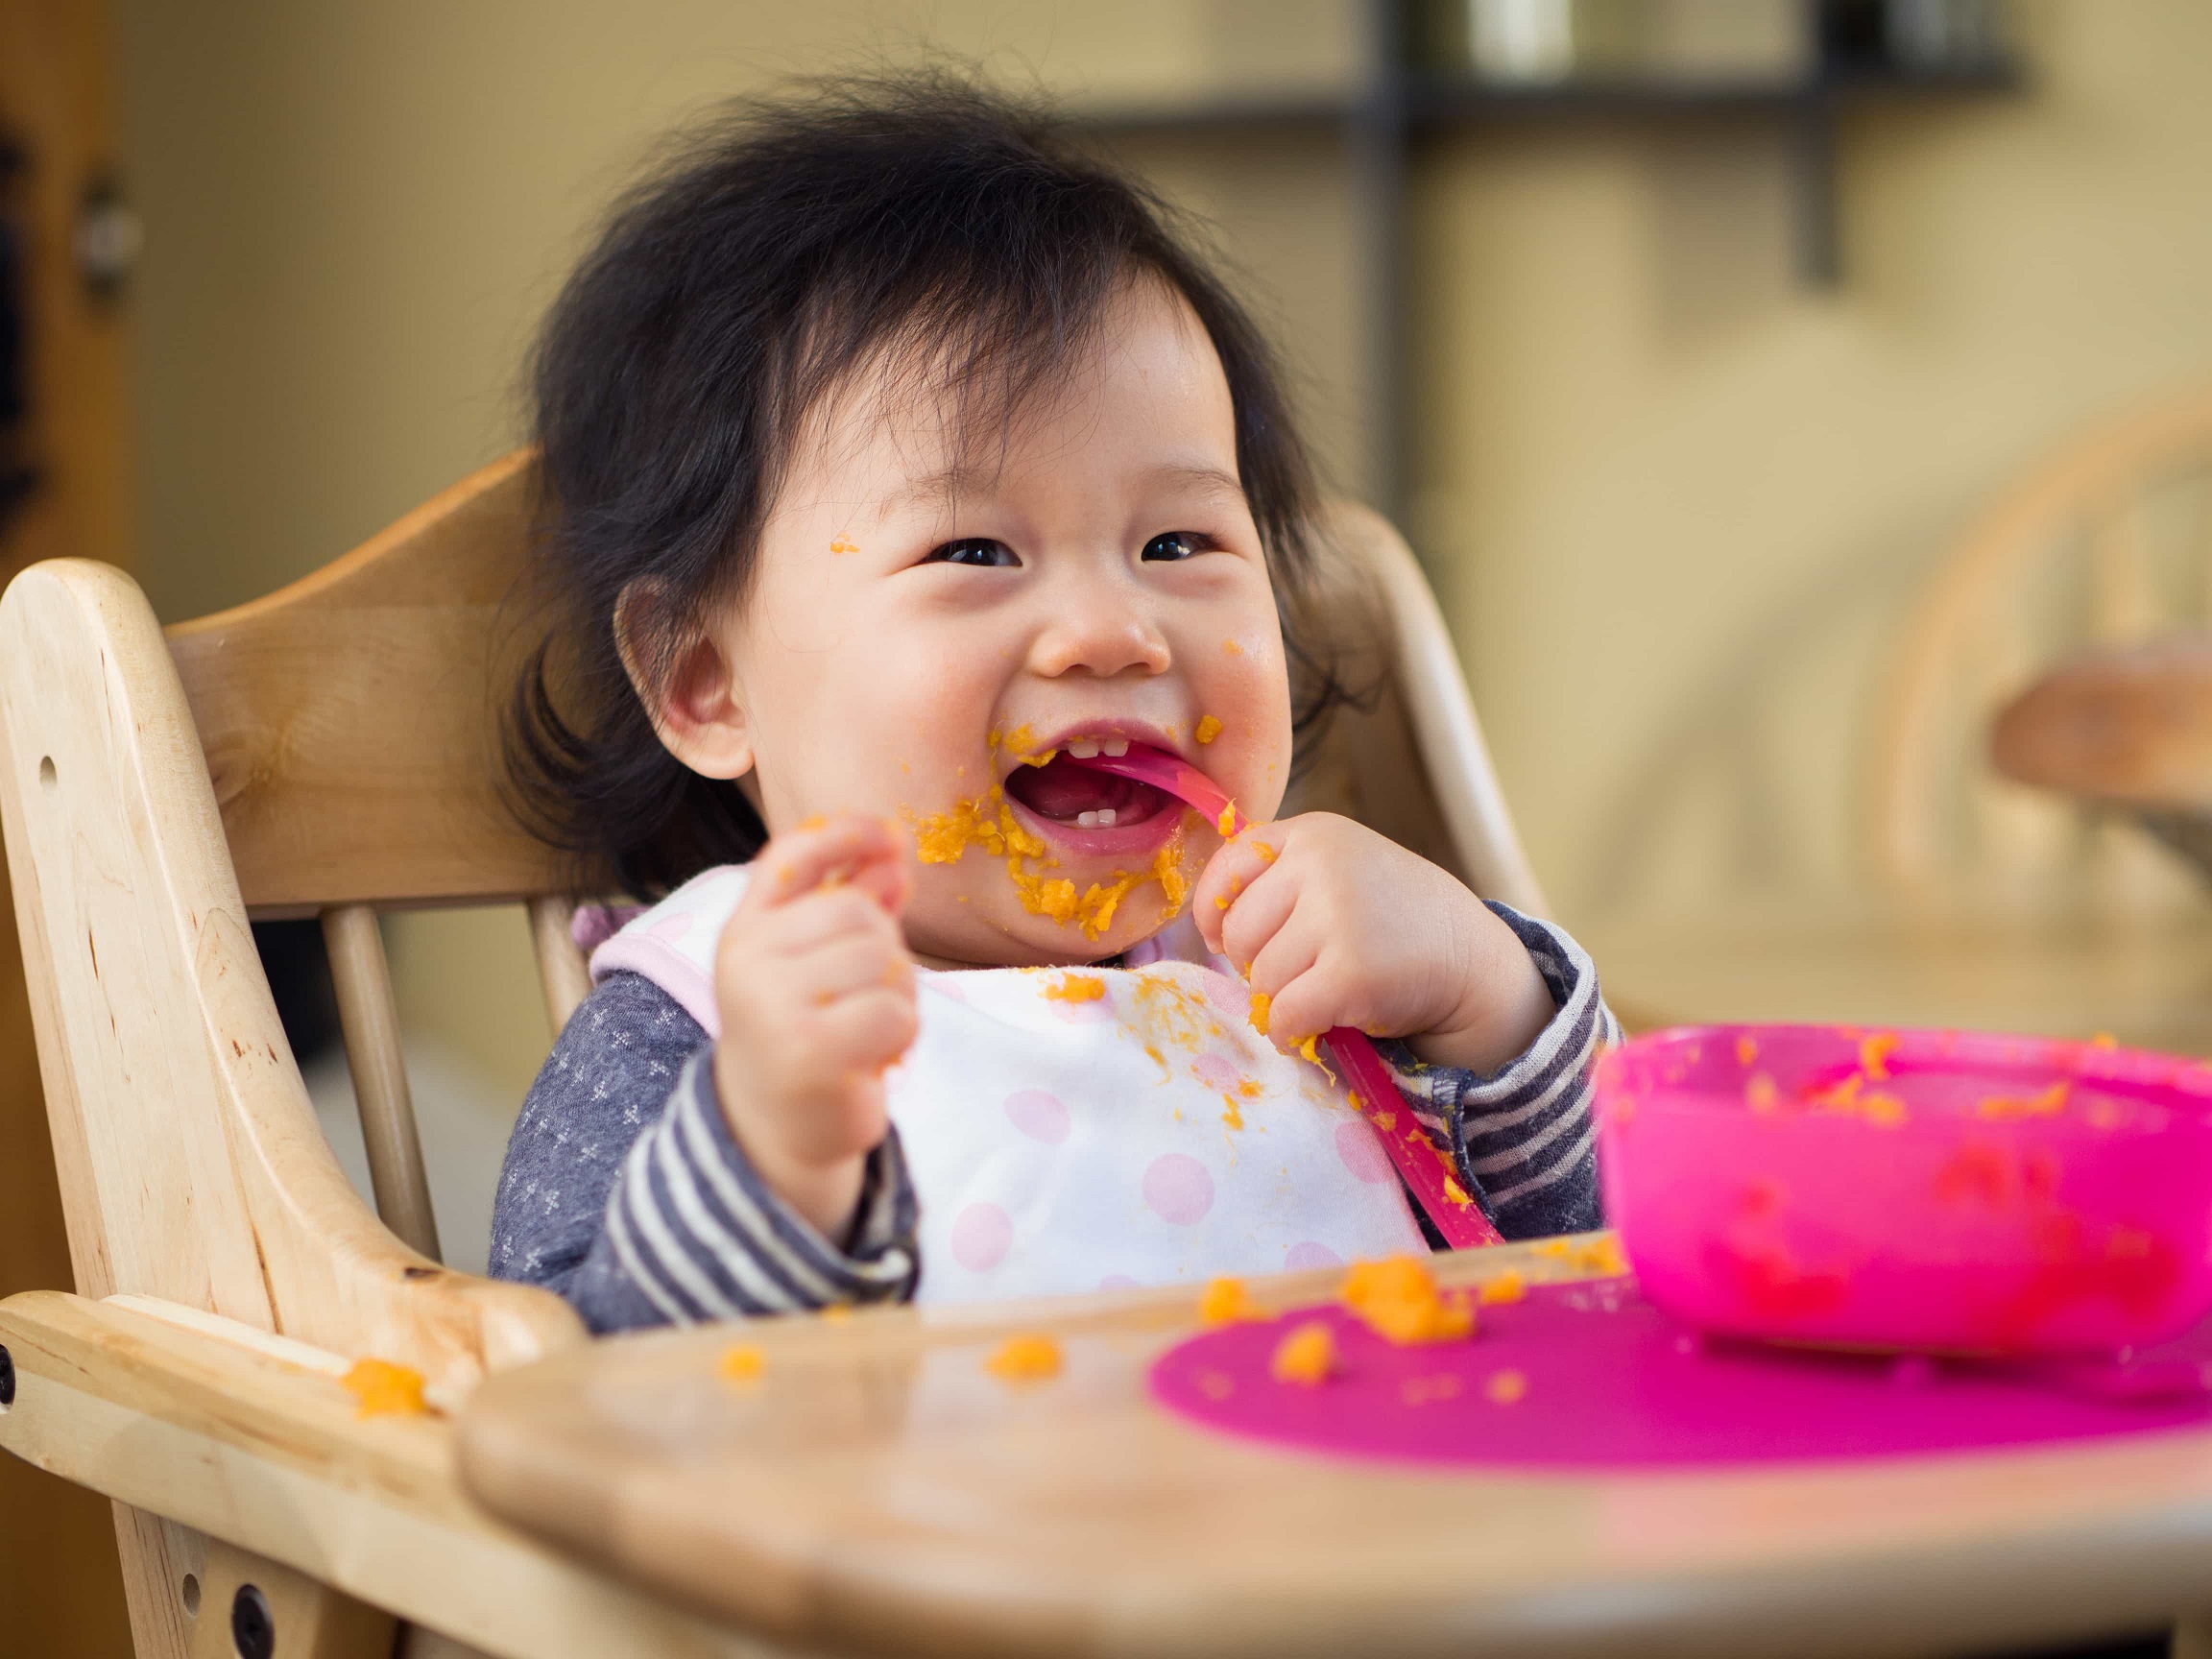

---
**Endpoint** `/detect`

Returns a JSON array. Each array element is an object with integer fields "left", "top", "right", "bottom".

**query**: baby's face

[{"left": 716, "top": 277, "right": 1293, "bottom": 967}]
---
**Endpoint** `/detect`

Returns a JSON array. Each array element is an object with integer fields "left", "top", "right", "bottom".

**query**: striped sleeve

[
  {"left": 1382, "top": 902, "right": 1618, "bottom": 1240},
  {"left": 576, "top": 1047, "right": 918, "bottom": 1330}
]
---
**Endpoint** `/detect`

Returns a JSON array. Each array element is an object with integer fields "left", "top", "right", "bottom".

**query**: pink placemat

[{"left": 1149, "top": 1279, "right": 2212, "bottom": 1469}]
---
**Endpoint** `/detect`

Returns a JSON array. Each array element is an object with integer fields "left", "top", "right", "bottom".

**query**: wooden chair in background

[
  {"left": 0, "top": 451, "right": 1547, "bottom": 1658},
  {"left": 1869, "top": 382, "right": 2212, "bottom": 914}
]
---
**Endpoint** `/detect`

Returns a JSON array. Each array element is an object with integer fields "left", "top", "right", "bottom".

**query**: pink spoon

[{"left": 1065, "top": 745, "right": 1503, "bottom": 1249}]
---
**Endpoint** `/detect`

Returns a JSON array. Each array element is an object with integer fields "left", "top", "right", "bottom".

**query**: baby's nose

[{"left": 1028, "top": 608, "right": 1171, "bottom": 680}]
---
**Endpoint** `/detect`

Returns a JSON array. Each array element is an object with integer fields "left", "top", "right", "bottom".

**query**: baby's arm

[
  {"left": 489, "top": 974, "right": 918, "bottom": 1334},
  {"left": 1193, "top": 813, "right": 1615, "bottom": 1238}
]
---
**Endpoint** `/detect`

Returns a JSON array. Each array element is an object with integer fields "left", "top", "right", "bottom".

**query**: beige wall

[
  {"left": 1412, "top": 2, "right": 2212, "bottom": 922},
  {"left": 111, "top": 3, "right": 2212, "bottom": 1098}
]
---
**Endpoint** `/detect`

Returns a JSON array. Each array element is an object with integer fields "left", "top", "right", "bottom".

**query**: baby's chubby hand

[
  {"left": 711, "top": 815, "right": 917, "bottom": 1241},
  {"left": 1193, "top": 812, "right": 1553, "bottom": 1074}
]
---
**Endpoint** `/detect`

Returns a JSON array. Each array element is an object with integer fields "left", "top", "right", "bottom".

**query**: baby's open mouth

[{"left": 1002, "top": 750, "right": 1172, "bottom": 830}]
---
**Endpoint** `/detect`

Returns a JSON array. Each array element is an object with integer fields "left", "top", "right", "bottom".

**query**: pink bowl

[{"left": 1595, "top": 1024, "right": 2212, "bottom": 1357}]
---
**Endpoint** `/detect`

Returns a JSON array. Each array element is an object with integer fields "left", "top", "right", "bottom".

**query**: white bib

[{"left": 589, "top": 866, "right": 1425, "bottom": 1304}]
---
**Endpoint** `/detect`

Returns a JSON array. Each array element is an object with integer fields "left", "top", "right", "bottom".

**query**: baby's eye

[
  {"left": 924, "top": 538, "right": 1019, "bottom": 568},
  {"left": 1142, "top": 531, "right": 1207, "bottom": 563}
]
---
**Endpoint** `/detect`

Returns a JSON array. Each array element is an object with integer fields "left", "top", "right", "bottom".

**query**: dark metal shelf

[{"left": 1070, "top": 2, "right": 2022, "bottom": 521}]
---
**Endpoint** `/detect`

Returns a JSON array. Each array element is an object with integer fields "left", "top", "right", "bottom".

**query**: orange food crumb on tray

[
  {"left": 1199, "top": 1276, "right": 1262, "bottom": 1326},
  {"left": 341, "top": 1358, "right": 429, "bottom": 1419},
  {"left": 1270, "top": 1320, "right": 1336, "bottom": 1385},
  {"left": 985, "top": 1334, "right": 1063, "bottom": 1382},
  {"left": 1340, "top": 1256, "right": 1475, "bottom": 1346}
]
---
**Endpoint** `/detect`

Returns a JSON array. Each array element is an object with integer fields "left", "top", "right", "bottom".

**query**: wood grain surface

[{"left": 457, "top": 1238, "right": 2212, "bottom": 1659}]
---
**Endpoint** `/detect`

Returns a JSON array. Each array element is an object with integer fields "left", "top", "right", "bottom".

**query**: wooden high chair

[{"left": 0, "top": 450, "right": 1550, "bottom": 1659}]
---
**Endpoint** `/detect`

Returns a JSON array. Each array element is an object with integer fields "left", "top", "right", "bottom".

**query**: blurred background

[{"left": 6, "top": 1, "right": 2212, "bottom": 1648}]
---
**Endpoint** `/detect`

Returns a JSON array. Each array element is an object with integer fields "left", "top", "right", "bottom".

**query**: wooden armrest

[{"left": 0, "top": 1291, "right": 771, "bottom": 1659}]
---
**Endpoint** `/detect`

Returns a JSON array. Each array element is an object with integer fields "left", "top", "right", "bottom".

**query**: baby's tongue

[{"left": 1005, "top": 753, "right": 1158, "bottom": 823}]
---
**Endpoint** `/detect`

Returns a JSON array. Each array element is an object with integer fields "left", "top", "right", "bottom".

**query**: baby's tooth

[
  {"left": 1102, "top": 737, "right": 1129, "bottom": 757},
  {"left": 1096, "top": 808, "right": 1118, "bottom": 827},
  {"left": 1077, "top": 810, "right": 1100, "bottom": 829},
  {"left": 1068, "top": 737, "right": 1101, "bottom": 758}
]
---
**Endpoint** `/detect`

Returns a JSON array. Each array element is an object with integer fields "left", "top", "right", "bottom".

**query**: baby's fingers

[
  {"left": 1191, "top": 829, "right": 1283, "bottom": 954},
  {"left": 807, "top": 985, "right": 920, "bottom": 1077},
  {"left": 748, "top": 814, "right": 910, "bottom": 917}
]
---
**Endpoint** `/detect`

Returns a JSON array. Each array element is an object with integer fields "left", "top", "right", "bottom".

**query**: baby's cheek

[{"left": 1193, "top": 637, "right": 1295, "bottom": 819}]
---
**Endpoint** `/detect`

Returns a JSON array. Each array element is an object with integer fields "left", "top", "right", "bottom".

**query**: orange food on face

[
  {"left": 913, "top": 792, "right": 1187, "bottom": 940},
  {"left": 1194, "top": 714, "right": 1223, "bottom": 745},
  {"left": 829, "top": 537, "right": 858, "bottom": 555},
  {"left": 1269, "top": 1319, "right": 1337, "bottom": 1385},
  {"left": 1248, "top": 991, "right": 1271, "bottom": 1036},
  {"left": 341, "top": 1358, "right": 429, "bottom": 1419},
  {"left": 1340, "top": 1256, "right": 1476, "bottom": 1346},
  {"left": 1044, "top": 973, "right": 1107, "bottom": 1003},
  {"left": 984, "top": 1334, "right": 1063, "bottom": 1382},
  {"left": 718, "top": 1345, "right": 765, "bottom": 1383}
]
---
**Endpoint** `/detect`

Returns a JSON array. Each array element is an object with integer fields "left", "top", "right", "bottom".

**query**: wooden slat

[
  {"left": 163, "top": 450, "right": 587, "bottom": 913},
  {"left": 0, "top": 558, "right": 580, "bottom": 1390},
  {"left": 322, "top": 904, "right": 440, "bottom": 1262},
  {"left": 527, "top": 895, "right": 592, "bottom": 1038}
]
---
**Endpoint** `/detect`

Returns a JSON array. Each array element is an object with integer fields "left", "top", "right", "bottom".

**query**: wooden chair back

[{"left": 1869, "top": 383, "right": 2212, "bottom": 911}]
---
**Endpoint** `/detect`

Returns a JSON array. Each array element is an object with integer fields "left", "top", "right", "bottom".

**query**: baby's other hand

[
  {"left": 711, "top": 814, "right": 917, "bottom": 1240},
  {"left": 1192, "top": 812, "right": 1551, "bottom": 1074}
]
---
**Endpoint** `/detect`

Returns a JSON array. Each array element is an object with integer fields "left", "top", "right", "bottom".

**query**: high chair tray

[{"left": 455, "top": 1234, "right": 2212, "bottom": 1659}]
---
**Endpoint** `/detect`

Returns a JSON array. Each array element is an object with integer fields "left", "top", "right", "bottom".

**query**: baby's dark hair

[{"left": 508, "top": 73, "right": 1336, "bottom": 898}]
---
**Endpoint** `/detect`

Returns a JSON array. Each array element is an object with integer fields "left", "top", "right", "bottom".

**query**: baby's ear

[{"left": 613, "top": 582, "right": 754, "bottom": 781}]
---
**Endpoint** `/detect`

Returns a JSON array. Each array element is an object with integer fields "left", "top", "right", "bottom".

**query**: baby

[{"left": 492, "top": 78, "right": 1616, "bottom": 1331}]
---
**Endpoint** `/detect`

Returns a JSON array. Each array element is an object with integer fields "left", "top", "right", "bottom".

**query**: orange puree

[
  {"left": 1269, "top": 1320, "right": 1336, "bottom": 1385},
  {"left": 1248, "top": 991, "right": 1271, "bottom": 1036},
  {"left": 829, "top": 537, "right": 858, "bottom": 554},
  {"left": 1195, "top": 714, "right": 1223, "bottom": 744},
  {"left": 991, "top": 724, "right": 1056, "bottom": 767},
  {"left": 1199, "top": 1276, "right": 1262, "bottom": 1326},
  {"left": 1044, "top": 973, "right": 1106, "bottom": 1003},
  {"left": 1340, "top": 1256, "right": 1476, "bottom": 1346},
  {"left": 913, "top": 791, "right": 1189, "bottom": 940},
  {"left": 718, "top": 1345, "right": 765, "bottom": 1383},
  {"left": 985, "top": 1334, "right": 1063, "bottom": 1382},
  {"left": 341, "top": 1358, "right": 428, "bottom": 1418},
  {"left": 1216, "top": 803, "right": 1238, "bottom": 837}
]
